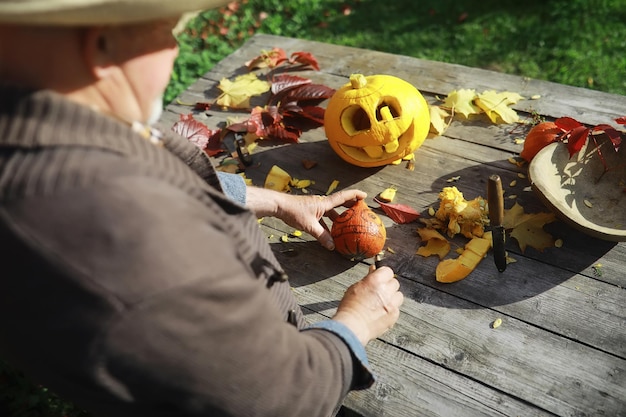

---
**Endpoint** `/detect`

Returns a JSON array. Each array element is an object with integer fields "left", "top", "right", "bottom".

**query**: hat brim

[{"left": 0, "top": 0, "right": 231, "bottom": 26}]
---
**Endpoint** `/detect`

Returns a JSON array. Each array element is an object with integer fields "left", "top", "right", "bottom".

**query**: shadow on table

[
  {"left": 242, "top": 139, "right": 386, "bottom": 194},
  {"left": 255, "top": 141, "right": 617, "bottom": 309},
  {"left": 377, "top": 162, "right": 618, "bottom": 309}
]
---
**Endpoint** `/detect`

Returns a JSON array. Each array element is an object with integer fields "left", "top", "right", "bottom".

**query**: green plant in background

[
  {"left": 0, "top": 360, "right": 90, "bottom": 417},
  {"left": 166, "top": 0, "right": 626, "bottom": 105}
]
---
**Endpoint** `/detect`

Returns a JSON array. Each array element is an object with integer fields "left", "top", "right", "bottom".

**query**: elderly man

[{"left": 0, "top": 1, "right": 403, "bottom": 416}]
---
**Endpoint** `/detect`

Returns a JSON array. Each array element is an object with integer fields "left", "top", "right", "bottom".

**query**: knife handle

[{"left": 488, "top": 174, "right": 504, "bottom": 225}]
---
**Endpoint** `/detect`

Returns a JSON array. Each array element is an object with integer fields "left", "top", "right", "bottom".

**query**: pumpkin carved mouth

[{"left": 336, "top": 119, "right": 416, "bottom": 161}]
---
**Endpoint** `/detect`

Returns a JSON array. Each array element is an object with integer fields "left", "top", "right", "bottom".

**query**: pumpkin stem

[{"left": 349, "top": 73, "right": 367, "bottom": 89}]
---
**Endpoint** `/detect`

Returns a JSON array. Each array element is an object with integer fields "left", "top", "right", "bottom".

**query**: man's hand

[
  {"left": 332, "top": 265, "right": 403, "bottom": 345},
  {"left": 246, "top": 187, "right": 366, "bottom": 250}
]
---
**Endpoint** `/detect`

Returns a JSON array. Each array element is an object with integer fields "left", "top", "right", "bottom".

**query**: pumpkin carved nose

[{"left": 379, "top": 105, "right": 394, "bottom": 121}]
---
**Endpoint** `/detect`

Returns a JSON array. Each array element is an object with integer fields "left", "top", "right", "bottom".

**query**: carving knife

[{"left": 488, "top": 174, "right": 507, "bottom": 272}]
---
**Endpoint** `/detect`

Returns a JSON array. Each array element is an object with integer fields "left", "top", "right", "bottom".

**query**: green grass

[{"left": 165, "top": 0, "right": 626, "bottom": 104}]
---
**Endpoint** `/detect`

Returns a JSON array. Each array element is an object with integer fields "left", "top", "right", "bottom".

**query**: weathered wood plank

[
  {"left": 277, "top": 245, "right": 626, "bottom": 416},
  {"left": 261, "top": 207, "right": 626, "bottom": 361},
  {"left": 163, "top": 34, "right": 626, "bottom": 417},
  {"left": 304, "top": 311, "right": 553, "bottom": 417}
]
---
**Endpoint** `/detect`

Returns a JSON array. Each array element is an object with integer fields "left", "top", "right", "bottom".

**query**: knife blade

[{"left": 487, "top": 174, "right": 507, "bottom": 272}]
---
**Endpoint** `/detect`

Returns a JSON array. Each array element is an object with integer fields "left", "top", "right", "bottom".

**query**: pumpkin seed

[
  {"left": 492, "top": 318, "right": 502, "bottom": 329},
  {"left": 584, "top": 199, "right": 593, "bottom": 208}
]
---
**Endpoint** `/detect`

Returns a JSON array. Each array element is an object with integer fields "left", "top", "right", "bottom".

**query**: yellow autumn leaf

[
  {"left": 216, "top": 73, "right": 270, "bottom": 109},
  {"left": 429, "top": 105, "right": 451, "bottom": 135},
  {"left": 264, "top": 165, "right": 292, "bottom": 192},
  {"left": 504, "top": 202, "right": 556, "bottom": 253},
  {"left": 442, "top": 89, "right": 480, "bottom": 118},
  {"left": 474, "top": 90, "right": 524, "bottom": 124}
]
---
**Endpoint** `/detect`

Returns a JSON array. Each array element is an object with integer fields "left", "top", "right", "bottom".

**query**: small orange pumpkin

[
  {"left": 324, "top": 74, "right": 430, "bottom": 167},
  {"left": 520, "top": 121, "right": 562, "bottom": 162},
  {"left": 331, "top": 200, "right": 386, "bottom": 261}
]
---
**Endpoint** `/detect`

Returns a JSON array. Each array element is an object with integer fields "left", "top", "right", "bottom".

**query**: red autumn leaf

[
  {"left": 566, "top": 125, "right": 591, "bottom": 157},
  {"left": 249, "top": 106, "right": 283, "bottom": 138},
  {"left": 302, "top": 159, "right": 318, "bottom": 169},
  {"left": 270, "top": 74, "right": 312, "bottom": 95},
  {"left": 245, "top": 47, "right": 287, "bottom": 70},
  {"left": 265, "top": 123, "right": 301, "bottom": 143},
  {"left": 288, "top": 105, "right": 326, "bottom": 124},
  {"left": 593, "top": 124, "right": 623, "bottom": 151},
  {"left": 374, "top": 198, "right": 421, "bottom": 224},
  {"left": 193, "top": 102, "right": 212, "bottom": 111},
  {"left": 226, "top": 118, "right": 259, "bottom": 134},
  {"left": 283, "top": 108, "right": 326, "bottom": 131},
  {"left": 555, "top": 116, "right": 583, "bottom": 132},
  {"left": 172, "top": 114, "right": 223, "bottom": 157},
  {"left": 289, "top": 51, "right": 320, "bottom": 70},
  {"left": 275, "top": 83, "right": 335, "bottom": 106}
]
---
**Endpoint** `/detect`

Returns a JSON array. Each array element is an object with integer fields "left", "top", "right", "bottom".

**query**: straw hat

[{"left": 0, "top": 0, "right": 232, "bottom": 26}]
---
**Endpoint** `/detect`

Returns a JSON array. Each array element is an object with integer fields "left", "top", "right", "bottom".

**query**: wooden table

[{"left": 162, "top": 34, "right": 626, "bottom": 417}]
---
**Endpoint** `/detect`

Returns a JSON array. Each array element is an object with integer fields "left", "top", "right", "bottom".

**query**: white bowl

[{"left": 528, "top": 140, "right": 626, "bottom": 241}]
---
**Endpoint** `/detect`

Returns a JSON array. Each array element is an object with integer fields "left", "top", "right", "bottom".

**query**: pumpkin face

[
  {"left": 331, "top": 200, "right": 386, "bottom": 261},
  {"left": 324, "top": 74, "right": 430, "bottom": 167}
]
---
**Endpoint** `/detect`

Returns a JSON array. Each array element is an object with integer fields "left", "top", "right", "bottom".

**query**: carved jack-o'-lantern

[{"left": 324, "top": 74, "right": 430, "bottom": 167}]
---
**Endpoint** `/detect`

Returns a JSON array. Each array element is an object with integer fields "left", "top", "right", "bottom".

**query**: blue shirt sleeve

[
  {"left": 305, "top": 320, "right": 375, "bottom": 389},
  {"left": 217, "top": 172, "right": 247, "bottom": 205}
]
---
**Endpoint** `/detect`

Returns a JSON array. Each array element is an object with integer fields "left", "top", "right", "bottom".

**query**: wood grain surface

[{"left": 162, "top": 34, "right": 626, "bottom": 417}]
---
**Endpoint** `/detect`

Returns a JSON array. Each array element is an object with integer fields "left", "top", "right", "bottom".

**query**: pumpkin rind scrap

[
  {"left": 324, "top": 74, "right": 431, "bottom": 167},
  {"left": 436, "top": 236, "right": 492, "bottom": 283},
  {"left": 331, "top": 200, "right": 387, "bottom": 261}
]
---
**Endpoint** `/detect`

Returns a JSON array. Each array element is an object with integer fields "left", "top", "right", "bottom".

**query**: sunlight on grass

[{"left": 166, "top": 0, "right": 626, "bottom": 104}]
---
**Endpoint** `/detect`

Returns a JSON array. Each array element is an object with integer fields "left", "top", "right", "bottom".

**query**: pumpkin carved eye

[
  {"left": 325, "top": 74, "right": 430, "bottom": 167},
  {"left": 375, "top": 98, "right": 401, "bottom": 121},
  {"left": 341, "top": 105, "right": 370, "bottom": 134}
]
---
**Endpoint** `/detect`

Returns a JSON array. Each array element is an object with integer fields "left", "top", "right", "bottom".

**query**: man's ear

[{"left": 82, "top": 27, "right": 116, "bottom": 79}]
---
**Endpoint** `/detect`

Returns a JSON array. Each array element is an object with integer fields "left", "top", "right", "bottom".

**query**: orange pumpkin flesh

[
  {"left": 520, "top": 121, "right": 562, "bottom": 162},
  {"left": 324, "top": 74, "right": 431, "bottom": 167},
  {"left": 436, "top": 236, "right": 492, "bottom": 283},
  {"left": 331, "top": 200, "right": 386, "bottom": 261}
]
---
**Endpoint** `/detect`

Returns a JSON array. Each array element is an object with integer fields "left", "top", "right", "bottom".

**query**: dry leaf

[
  {"left": 375, "top": 198, "right": 421, "bottom": 224},
  {"left": 442, "top": 89, "right": 480, "bottom": 118},
  {"left": 504, "top": 202, "right": 556, "bottom": 252},
  {"left": 474, "top": 90, "right": 524, "bottom": 124},
  {"left": 429, "top": 105, "right": 451, "bottom": 135},
  {"left": 216, "top": 73, "right": 270, "bottom": 109}
]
